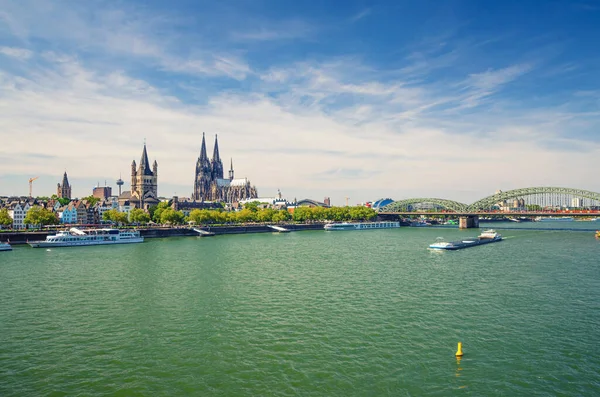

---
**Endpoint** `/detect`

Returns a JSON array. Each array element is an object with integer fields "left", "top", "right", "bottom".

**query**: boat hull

[
  {"left": 0, "top": 244, "right": 12, "bottom": 251},
  {"left": 429, "top": 236, "right": 502, "bottom": 250},
  {"left": 325, "top": 221, "right": 400, "bottom": 231},
  {"left": 28, "top": 238, "right": 144, "bottom": 248},
  {"left": 537, "top": 217, "right": 574, "bottom": 222}
]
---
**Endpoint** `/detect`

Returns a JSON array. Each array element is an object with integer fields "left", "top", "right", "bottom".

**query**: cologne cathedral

[{"left": 193, "top": 133, "right": 258, "bottom": 203}]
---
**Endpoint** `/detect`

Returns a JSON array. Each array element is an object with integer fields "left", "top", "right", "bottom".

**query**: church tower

[
  {"left": 211, "top": 134, "right": 224, "bottom": 180},
  {"left": 131, "top": 143, "right": 158, "bottom": 207},
  {"left": 193, "top": 133, "right": 212, "bottom": 201},
  {"left": 228, "top": 158, "right": 234, "bottom": 181},
  {"left": 57, "top": 171, "right": 72, "bottom": 199}
]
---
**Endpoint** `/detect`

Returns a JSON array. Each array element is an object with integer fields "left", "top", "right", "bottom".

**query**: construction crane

[{"left": 28, "top": 176, "right": 39, "bottom": 198}]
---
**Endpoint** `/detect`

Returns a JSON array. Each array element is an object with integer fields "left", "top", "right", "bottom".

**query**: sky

[{"left": 1, "top": 0, "right": 599, "bottom": 206}]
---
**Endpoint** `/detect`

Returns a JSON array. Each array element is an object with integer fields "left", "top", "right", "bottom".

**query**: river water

[{"left": 1, "top": 222, "right": 599, "bottom": 396}]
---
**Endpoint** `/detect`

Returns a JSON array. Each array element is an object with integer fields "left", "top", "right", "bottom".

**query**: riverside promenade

[{"left": 0, "top": 223, "right": 326, "bottom": 245}]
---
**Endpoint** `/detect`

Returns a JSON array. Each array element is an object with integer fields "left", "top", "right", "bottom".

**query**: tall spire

[
  {"left": 213, "top": 134, "right": 221, "bottom": 162},
  {"left": 211, "top": 134, "right": 224, "bottom": 179},
  {"left": 229, "top": 158, "right": 234, "bottom": 180},
  {"left": 62, "top": 171, "right": 70, "bottom": 187},
  {"left": 199, "top": 132, "right": 208, "bottom": 162},
  {"left": 139, "top": 143, "right": 153, "bottom": 175}
]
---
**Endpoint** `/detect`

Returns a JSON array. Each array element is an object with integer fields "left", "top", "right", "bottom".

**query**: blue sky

[{"left": 1, "top": 0, "right": 599, "bottom": 205}]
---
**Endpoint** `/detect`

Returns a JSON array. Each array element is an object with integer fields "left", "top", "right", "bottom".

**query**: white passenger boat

[
  {"left": 478, "top": 229, "right": 503, "bottom": 241},
  {"left": 324, "top": 221, "right": 400, "bottom": 231},
  {"left": 0, "top": 242, "right": 12, "bottom": 251},
  {"left": 536, "top": 216, "right": 574, "bottom": 222},
  {"left": 28, "top": 228, "right": 144, "bottom": 248}
]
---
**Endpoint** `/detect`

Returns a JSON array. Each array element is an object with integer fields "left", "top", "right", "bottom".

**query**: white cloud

[
  {"left": 0, "top": 2, "right": 599, "bottom": 205},
  {"left": 164, "top": 54, "right": 251, "bottom": 81},
  {"left": 1, "top": 54, "right": 599, "bottom": 205},
  {"left": 0, "top": 0, "right": 249, "bottom": 80},
  {"left": 0, "top": 46, "right": 32, "bottom": 60},
  {"left": 467, "top": 63, "right": 532, "bottom": 90},
  {"left": 231, "top": 19, "right": 313, "bottom": 41},
  {"left": 349, "top": 9, "right": 372, "bottom": 23}
]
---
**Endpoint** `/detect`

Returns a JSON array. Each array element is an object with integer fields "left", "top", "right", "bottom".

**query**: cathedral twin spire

[
  {"left": 197, "top": 132, "right": 225, "bottom": 180},
  {"left": 199, "top": 132, "right": 209, "bottom": 164},
  {"left": 192, "top": 133, "right": 257, "bottom": 202}
]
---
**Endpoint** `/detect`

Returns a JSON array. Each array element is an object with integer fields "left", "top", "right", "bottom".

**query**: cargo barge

[{"left": 429, "top": 229, "right": 502, "bottom": 250}]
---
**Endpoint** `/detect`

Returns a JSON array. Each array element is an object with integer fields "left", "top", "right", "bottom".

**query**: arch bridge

[
  {"left": 380, "top": 186, "right": 600, "bottom": 214},
  {"left": 466, "top": 187, "right": 600, "bottom": 212},
  {"left": 382, "top": 198, "right": 468, "bottom": 213}
]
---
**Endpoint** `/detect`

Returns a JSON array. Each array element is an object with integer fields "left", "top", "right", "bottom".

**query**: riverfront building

[
  {"left": 93, "top": 185, "right": 112, "bottom": 200},
  {"left": 6, "top": 202, "right": 30, "bottom": 229},
  {"left": 192, "top": 133, "right": 258, "bottom": 204}
]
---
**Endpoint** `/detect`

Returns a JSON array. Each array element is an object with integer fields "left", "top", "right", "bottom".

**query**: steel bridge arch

[
  {"left": 467, "top": 187, "right": 600, "bottom": 211},
  {"left": 381, "top": 198, "right": 468, "bottom": 213}
]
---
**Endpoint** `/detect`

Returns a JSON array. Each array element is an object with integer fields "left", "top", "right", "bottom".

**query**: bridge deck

[{"left": 379, "top": 211, "right": 600, "bottom": 217}]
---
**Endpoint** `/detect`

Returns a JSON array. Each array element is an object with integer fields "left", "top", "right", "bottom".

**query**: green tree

[
  {"left": 328, "top": 206, "right": 351, "bottom": 221},
  {"left": 102, "top": 209, "right": 117, "bottom": 222},
  {"left": 102, "top": 209, "right": 128, "bottom": 225},
  {"left": 0, "top": 208, "right": 13, "bottom": 228},
  {"left": 292, "top": 207, "right": 311, "bottom": 222},
  {"left": 129, "top": 208, "right": 150, "bottom": 224},
  {"left": 235, "top": 208, "right": 256, "bottom": 223},
  {"left": 349, "top": 206, "right": 377, "bottom": 221},
  {"left": 272, "top": 209, "right": 291, "bottom": 223},
  {"left": 243, "top": 201, "right": 261, "bottom": 212},
  {"left": 50, "top": 194, "right": 70, "bottom": 206},
  {"left": 24, "top": 206, "right": 59, "bottom": 227},
  {"left": 148, "top": 205, "right": 158, "bottom": 219},
  {"left": 311, "top": 207, "right": 326, "bottom": 220},
  {"left": 82, "top": 195, "right": 101, "bottom": 206},
  {"left": 257, "top": 208, "right": 275, "bottom": 223},
  {"left": 160, "top": 208, "right": 185, "bottom": 225},
  {"left": 152, "top": 202, "right": 171, "bottom": 223},
  {"left": 216, "top": 211, "right": 230, "bottom": 224},
  {"left": 114, "top": 212, "right": 129, "bottom": 225},
  {"left": 188, "top": 209, "right": 218, "bottom": 225}
]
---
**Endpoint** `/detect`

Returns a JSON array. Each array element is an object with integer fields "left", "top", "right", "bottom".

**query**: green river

[{"left": 1, "top": 222, "right": 599, "bottom": 396}]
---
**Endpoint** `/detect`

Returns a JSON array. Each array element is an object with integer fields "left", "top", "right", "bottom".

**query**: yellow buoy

[{"left": 455, "top": 342, "right": 463, "bottom": 357}]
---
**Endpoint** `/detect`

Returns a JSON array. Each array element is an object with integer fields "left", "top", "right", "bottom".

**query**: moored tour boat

[
  {"left": 28, "top": 228, "right": 144, "bottom": 248},
  {"left": 536, "top": 216, "right": 574, "bottom": 222},
  {"left": 324, "top": 221, "right": 400, "bottom": 231},
  {"left": 0, "top": 242, "right": 12, "bottom": 251}
]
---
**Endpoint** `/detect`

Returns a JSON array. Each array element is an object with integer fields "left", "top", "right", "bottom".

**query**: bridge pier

[{"left": 459, "top": 215, "right": 479, "bottom": 229}]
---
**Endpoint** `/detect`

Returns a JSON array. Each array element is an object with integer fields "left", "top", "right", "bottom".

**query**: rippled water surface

[{"left": 1, "top": 225, "right": 599, "bottom": 396}]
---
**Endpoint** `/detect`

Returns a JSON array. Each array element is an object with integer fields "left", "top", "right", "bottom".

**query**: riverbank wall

[{"left": 0, "top": 223, "right": 326, "bottom": 245}]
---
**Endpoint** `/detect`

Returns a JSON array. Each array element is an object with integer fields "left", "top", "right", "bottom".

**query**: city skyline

[{"left": 1, "top": 0, "right": 600, "bottom": 205}]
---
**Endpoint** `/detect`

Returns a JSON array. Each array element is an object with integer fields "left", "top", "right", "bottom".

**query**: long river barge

[{"left": 429, "top": 229, "right": 503, "bottom": 250}]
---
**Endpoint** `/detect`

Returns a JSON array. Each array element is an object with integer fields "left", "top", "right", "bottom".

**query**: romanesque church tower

[
  {"left": 57, "top": 171, "right": 72, "bottom": 199},
  {"left": 130, "top": 143, "right": 159, "bottom": 208}
]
